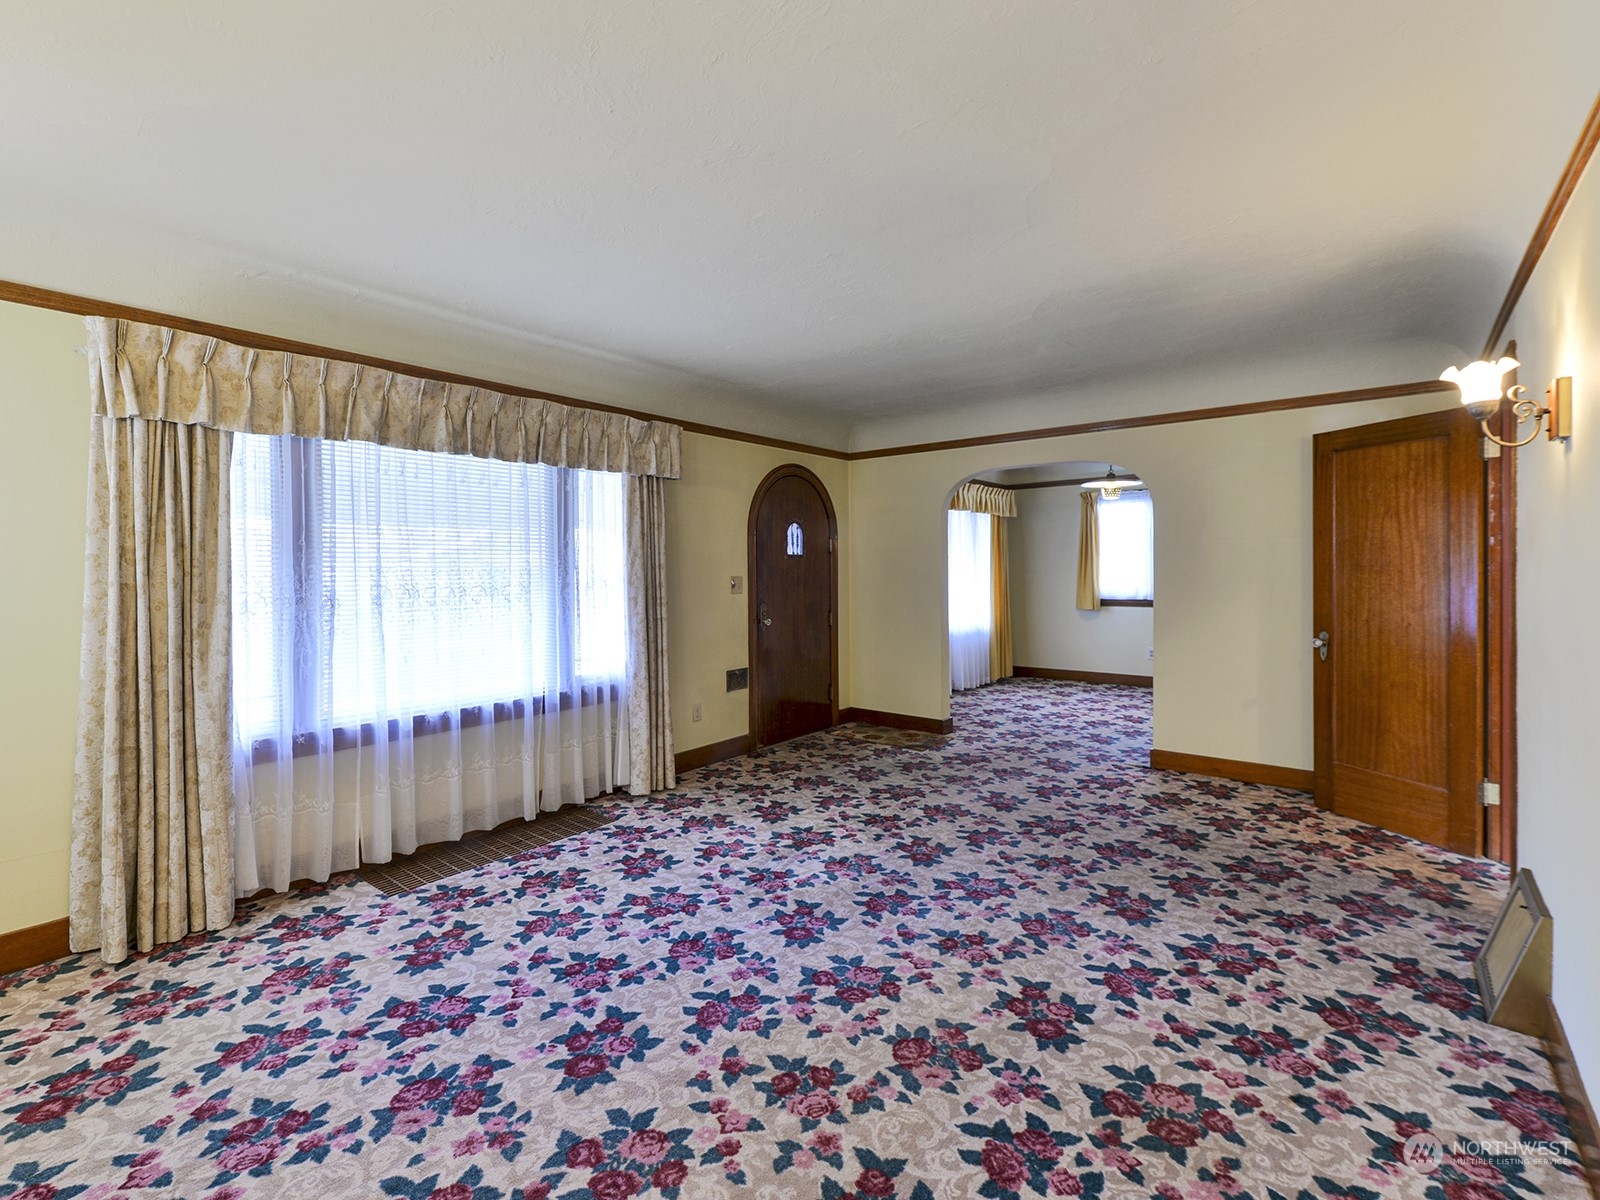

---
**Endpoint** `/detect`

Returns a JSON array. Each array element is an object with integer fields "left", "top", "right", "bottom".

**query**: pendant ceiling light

[{"left": 1080, "top": 466, "right": 1143, "bottom": 501}]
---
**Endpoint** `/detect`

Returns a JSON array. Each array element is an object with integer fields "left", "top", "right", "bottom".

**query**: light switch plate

[{"left": 729, "top": 575, "right": 744, "bottom": 594}]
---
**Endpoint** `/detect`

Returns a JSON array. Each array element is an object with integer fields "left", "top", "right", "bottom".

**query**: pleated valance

[
  {"left": 949, "top": 481, "right": 1018, "bottom": 518},
  {"left": 87, "top": 318, "right": 682, "bottom": 479}
]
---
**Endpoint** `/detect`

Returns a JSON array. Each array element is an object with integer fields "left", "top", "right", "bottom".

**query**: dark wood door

[
  {"left": 1313, "top": 408, "right": 1484, "bottom": 855},
  {"left": 749, "top": 466, "right": 837, "bottom": 747}
]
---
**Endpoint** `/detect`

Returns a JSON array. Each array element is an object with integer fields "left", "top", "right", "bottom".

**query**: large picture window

[{"left": 231, "top": 435, "right": 627, "bottom": 744}]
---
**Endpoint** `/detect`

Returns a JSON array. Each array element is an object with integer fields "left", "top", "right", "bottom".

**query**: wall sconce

[{"left": 1439, "top": 358, "right": 1573, "bottom": 448}]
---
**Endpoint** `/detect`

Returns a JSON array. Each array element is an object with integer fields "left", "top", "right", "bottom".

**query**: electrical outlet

[
  {"left": 726, "top": 668, "right": 749, "bottom": 692},
  {"left": 692, "top": 703, "right": 702, "bottom": 722},
  {"left": 729, "top": 575, "right": 744, "bottom": 594},
  {"left": 1147, "top": 647, "right": 1154, "bottom": 661}
]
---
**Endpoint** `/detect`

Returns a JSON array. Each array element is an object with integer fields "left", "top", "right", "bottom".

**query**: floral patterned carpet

[{"left": 0, "top": 680, "right": 1586, "bottom": 1199}]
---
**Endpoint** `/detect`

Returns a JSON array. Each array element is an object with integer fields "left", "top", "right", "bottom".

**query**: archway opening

[{"left": 944, "top": 462, "right": 1154, "bottom": 752}]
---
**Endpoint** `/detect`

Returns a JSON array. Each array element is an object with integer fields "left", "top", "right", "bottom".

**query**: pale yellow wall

[
  {"left": 1505, "top": 154, "right": 1600, "bottom": 1091},
  {"left": 0, "top": 301, "right": 89, "bottom": 934},
  {"left": 849, "top": 390, "right": 1455, "bottom": 768},
  {"left": 1011, "top": 486, "right": 1153, "bottom": 677},
  {"left": 0, "top": 301, "right": 851, "bottom": 934},
  {"left": 0, "top": 296, "right": 1482, "bottom": 957},
  {"left": 666, "top": 433, "right": 850, "bottom": 753}
]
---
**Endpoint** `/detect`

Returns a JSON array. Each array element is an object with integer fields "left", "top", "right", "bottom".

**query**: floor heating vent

[{"left": 1475, "top": 868, "right": 1553, "bottom": 1037}]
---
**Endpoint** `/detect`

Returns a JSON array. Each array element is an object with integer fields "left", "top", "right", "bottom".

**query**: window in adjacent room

[
  {"left": 1097, "top": 488, "right": 1154, "bottom": 605},
  {"left": 947, "top": 507, "right": 994, "bottom": 690}
]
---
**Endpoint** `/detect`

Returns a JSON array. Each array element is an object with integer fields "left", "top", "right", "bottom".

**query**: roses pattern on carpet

[{"left": 0, "top": 679, "right": 1585, "bottom": 1199}]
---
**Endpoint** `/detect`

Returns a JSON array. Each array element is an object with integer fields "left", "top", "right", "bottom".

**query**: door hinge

[
  {"left": 828, "top": 683, "right": 833, "bottom": 701},
  {"left": 828, "top": 610, "right": 833, "bottom": 627},
  {"left": 1479, "top": 779, "right": 1501, "bottom": 807},
  {"left": 1481, "top": 435, "right": 1502, "bottom": 460}
]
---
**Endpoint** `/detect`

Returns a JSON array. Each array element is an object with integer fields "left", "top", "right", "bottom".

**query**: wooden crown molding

[
  {"left": 0, "top": 292, "right": 1457, "bottom": 465},
  {"left": 847, "top": 380, "right": 1457, "bottom": 460},
  {"left": 0, "top": 278, "right": 850, "bottom": 461},
  {"left": 1482, "top": 86, "right": 1600, "bottom": 358},
  {"left": 973, "top": 475, "right": 1103, "bottom": 491}
]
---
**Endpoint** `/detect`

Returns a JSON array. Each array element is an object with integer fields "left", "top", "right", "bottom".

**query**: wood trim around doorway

[
  {"left": 746, "top": 464, "right": 840, "bottom": 748},
  {"left": 1483, "top": 344, "right": 1519, "bottom": 866}
]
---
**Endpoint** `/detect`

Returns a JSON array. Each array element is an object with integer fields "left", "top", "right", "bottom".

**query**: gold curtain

[
  {"left": 1076, "top": 490, "right": 1102, "bottom": 611},
  {"left": 989, "top": 516, "right": 1014, "bottom": 679},
  {"left": 949, "top": 480, "right": 1018, "bottom": 518},
  {"left": 625, "top": 475, "right": 676, "bottom": 793},
  {"left": 71, "top": 417, "right": 236, "bottom": 963}
]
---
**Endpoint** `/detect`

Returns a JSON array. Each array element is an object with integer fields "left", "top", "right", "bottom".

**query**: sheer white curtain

[
  {"left": 948, "top": 509, "right": 994, "bottom": 691},
  {"left": 231, "top": 434, "right": 630, "bottom": 894}
]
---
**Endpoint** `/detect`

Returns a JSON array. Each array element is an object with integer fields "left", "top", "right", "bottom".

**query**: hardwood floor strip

[{"left": 358, "top": 804, "right": 622, "bottom": 896}]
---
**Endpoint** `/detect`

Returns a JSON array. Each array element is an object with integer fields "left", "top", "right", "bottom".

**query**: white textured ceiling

[{"left": 2, "top": 1, "right": 1596, "bottom": 443}]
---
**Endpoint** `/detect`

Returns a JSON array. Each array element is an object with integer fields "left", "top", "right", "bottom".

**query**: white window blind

[{"left": 1096, "top": 490, "right": 1154, "bottom": 602}]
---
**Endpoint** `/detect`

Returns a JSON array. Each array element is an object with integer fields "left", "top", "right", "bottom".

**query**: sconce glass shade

[{"left": 1441, "top": 357, "right": 1520, "bottom": 411}]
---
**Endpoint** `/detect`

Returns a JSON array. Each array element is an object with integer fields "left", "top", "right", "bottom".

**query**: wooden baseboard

[
  {"left": 677, "top": 709, "right": 954, "bottom": 771},
  {"left": 838, "top": 707, "right": 954, "bottom": 735},
  {"left": 674, "top": 733, "right": 754, "bottom": 775},
  {"left": 1014, "top": 666, "right": 1153, "bottom": 688},
  {"left": 1546, "top": 998, "right": 1600, "bottom": 1191},
  {"left": 0, "top": 918, "right": 72, "bottom": 976},
  {"left": 1149, "top": 748, "right": 1315, "bottom": 792}
]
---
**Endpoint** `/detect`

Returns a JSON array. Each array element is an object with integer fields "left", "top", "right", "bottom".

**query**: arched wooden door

[{"left": 748, "top": 465, "right": 838, "bottom": 747}]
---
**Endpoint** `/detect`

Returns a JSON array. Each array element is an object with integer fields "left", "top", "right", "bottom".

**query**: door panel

[
  {"left": 1313, "top": 408, "right": 1484, "bottom": 855},
  {"left": 749, "top": 467, "right": 837, "bottom": 747},
  {"left": 1330, "top": 437, "right": 1450, "bottom": 785}
]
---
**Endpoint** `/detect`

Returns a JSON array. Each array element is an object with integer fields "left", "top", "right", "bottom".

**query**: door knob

[
  {"left": 759, "top": 602, "right": 772, "bottom": 627},
  {"left": 1311, "top": 631, "right": 1330, "bottom": 661}
]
